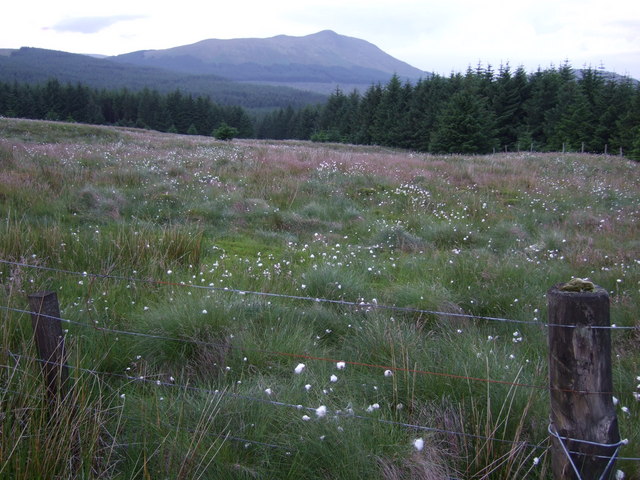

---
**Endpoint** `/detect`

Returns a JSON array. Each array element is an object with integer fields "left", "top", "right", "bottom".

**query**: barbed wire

[
  {"left": 0, "top": 304, "right": 616, "bottom": 395},
  {"left": 1, "top": 259, "right": 637, "bottom": 330}
]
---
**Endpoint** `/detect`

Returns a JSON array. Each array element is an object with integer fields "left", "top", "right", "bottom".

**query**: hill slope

[
  {"left": 111, "top": 30, "right": 429, "bottom": 93},
  {"left": 0, "top": 47, "right": 327, "bottom": 109}
]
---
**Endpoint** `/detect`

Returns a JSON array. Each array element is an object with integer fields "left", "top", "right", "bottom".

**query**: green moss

[{"left": 559, "top": 277, "right": 596, "bottom": 292}]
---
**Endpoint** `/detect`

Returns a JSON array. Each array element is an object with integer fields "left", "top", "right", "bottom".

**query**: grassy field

[{"left": 1, "top": 117, "right": 638, "bottom": 479}]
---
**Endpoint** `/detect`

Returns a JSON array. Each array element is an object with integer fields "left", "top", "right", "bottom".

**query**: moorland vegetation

[{"left": 0, "top": 118, "right": 638, "bottom": 478}]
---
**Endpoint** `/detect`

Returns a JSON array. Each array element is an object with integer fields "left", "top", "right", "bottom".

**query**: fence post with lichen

[{"left": 547, "top": 280, "right": 621, "bottom": 480}]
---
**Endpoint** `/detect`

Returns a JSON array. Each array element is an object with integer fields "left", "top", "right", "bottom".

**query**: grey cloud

[{"left": 51, "top": 15, "right": 146, "bottom": 34}]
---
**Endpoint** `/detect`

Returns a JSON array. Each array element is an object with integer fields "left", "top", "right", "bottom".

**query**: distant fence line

[{"left": 493, "top": 142, "right": 628, "bottom": 156}]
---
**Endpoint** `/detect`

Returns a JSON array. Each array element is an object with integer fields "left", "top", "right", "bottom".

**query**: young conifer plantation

[
  {"left": 258, "top": 65, "right": 640, "bottom": 159},
  {"left": 2, "top": 63, "right": 639, "bottom": 159},
  {"left": 0, "top": 111, "right": 638, "bottom": 477}
]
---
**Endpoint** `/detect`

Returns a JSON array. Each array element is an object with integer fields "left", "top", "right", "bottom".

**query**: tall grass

[{"left": 1, "top": 118, "right": 638, "bottom": 478}]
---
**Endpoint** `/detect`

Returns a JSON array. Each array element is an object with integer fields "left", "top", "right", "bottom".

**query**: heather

[{"left": 0, "top": 118, "right": 638, "bottom": 479}]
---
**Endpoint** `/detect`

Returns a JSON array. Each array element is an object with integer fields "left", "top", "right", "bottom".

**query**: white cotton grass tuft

[
  {"left": 336, "top": 361, "right": 346, "bottom": 370},
  {"left": 315, "top": 405, "right": 327, "bottom": 418},
  {"left": 301, "top": 415, "right": 311, "bottom": 421},
  {"left": 330, "top": 375, "right": 338, "bottom": 383},
  {"left": 413, "top": 438, "right": 424, "bottom": 451},
  {"left": 294, "top": 363, "right": 306, "bottom": 374},
  {"left": 264, "top": 388, "right": 272, "bottom": 396},
  {"left": 615, "top": 470, "right": 625, "bottom": 480},
  {"left": 384, "top": 369, "right": 393, "bottom": 377}
]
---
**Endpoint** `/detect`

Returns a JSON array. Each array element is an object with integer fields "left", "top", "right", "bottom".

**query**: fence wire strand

[
  {"left": 3, "top": 350, "right": 550, "bottom": 452},
  {"left": 2, "top": 259, "right": 637, "bottom": 330},
  {"left": 0, "top": 304, "right": 618, "bottom": 395},
  {"left": 2, "top": 259, "right": 638, "bottom": 464}
]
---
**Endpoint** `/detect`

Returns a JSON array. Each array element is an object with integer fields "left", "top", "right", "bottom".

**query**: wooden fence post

[
  {"left": 28, "top": 291, "right": 70, "bottom": 402},
  {"left": 547, "top": 283, "right": 620, "bottom": 480}
]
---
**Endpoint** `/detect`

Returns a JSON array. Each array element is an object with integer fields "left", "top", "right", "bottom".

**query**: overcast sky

[{"left": 3, "top": 0, "right": 639, "bottom": 79}]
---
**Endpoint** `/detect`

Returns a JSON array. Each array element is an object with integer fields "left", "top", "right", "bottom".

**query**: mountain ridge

[
  {"left": 110, "top": 30, "right": 429, "bottom": 92},
  {"left": 1, "top": 30, "right": 636, "bottom": 107},
  {"left": 116, "top": 30, "right": 425, "bottom": 73}
]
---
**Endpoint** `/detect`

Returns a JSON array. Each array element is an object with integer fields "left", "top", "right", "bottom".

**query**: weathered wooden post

[
  {"left": 28, "top": 291, "right": 70, "bottom": 402},
  {"left": 547, "top": 280, "right": 621, "bottom": 480}
]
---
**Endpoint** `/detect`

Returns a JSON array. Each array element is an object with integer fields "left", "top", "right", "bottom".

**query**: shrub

[{"left": 213, "top": 122, "right": 239, "bottom": 141}]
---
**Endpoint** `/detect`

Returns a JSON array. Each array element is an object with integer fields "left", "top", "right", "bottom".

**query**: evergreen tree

[
  {"left": 430, "top": 90, "right": 497, "bottom": 154},
  {"left": 355, "top": 84, "right": 383, "bottom": 144},
  {"left": 213, "top": 122, "right": 239, "bottom": 140},
  {"left": 371, "top": 74, "right": 407, "bottom": 146},
  {"left": 492, "top": 65, "right": 529, "bottom": 150},
  {"left": 613, "top": 84, "right": 640, "bottom": 154},
  {"left": 525, "top": 67, "right": 563, "bottom": 148},
  {"left": 291, "top": 105, "right": 319, "bottom": 140},
  {"left": 224, "top": 105, "right": 254, "bottom": 138},
  {"left": 629, "top": 125, "right": 640, "bottom": 161},
  {"left": 407, "top": 75, "right": 453, "bottom": 151},
  {"left": 136, "top": 87, "right": 160, "bottom": 129},
  {"left": 577, "top": 68, "right": 605, "bottom": 151}
]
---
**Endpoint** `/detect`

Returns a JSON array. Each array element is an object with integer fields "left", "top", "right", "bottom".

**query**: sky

[{"left": 2, "top": 0, "right": 639, "bottom": 79}]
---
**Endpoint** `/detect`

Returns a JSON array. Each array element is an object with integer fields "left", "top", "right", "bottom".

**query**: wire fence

[
  {"left": 2, "top": 259, "right": 638, "bottom": 330},
  {"left": 0, "top": 304, "right": 624, "bottom": 396},
  {"left": 1, "top": 258, "right": 639, "bottom": 467},
  {"left": 2, "top": 351, "right": 549, "bottom": 451}
]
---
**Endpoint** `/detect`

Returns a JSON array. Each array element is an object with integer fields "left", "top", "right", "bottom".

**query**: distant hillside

[
  {"left": 574, "top": 68, "right": 639, "bottom": 86},
  {"left": 111, "top": 30, "right": 430, "bottom": 93},
  {"left": 0, "top": 48, "right": 327, "bottom": 109}
]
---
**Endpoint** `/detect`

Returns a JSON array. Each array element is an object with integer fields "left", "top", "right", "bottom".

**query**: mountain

[
  {"left": 111, "top": 30, "right": 430, "bottom": 94},
  {"left": 0, "top": 47, "right": 327, "bottom": 109}
]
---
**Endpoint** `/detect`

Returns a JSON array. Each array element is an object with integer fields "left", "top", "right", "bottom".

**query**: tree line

[
  {"left": 0, "top": 79, "right": 254, "bottom": 137},
  {"left": 1, "top": 64, "right": 639, "bottom": 159},
  {"left": 256, "top": 63, "right": 640, "bottom": 159}
]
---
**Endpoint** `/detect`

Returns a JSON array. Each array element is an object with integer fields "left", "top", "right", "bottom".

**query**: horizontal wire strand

[
  {"left": 4, "top": 350, "right": 548, "bottom": 451},
  {"left": 0, "top": 304, "right": 617, "bottom": 395},
  {"left": 2, "top": 259, "right": 636, "bottom": 330}
]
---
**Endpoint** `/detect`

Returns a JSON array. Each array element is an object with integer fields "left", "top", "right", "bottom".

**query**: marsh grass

[{"left": 1, "top": 118, "right": 638, "bottom": 478}]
